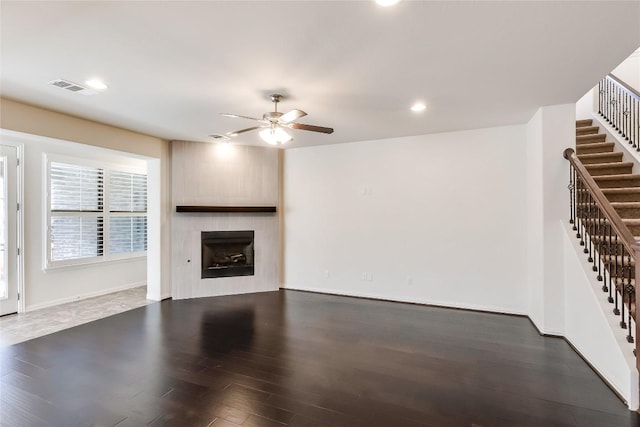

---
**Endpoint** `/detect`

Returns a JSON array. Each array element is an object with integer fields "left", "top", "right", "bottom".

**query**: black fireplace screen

[{"left": 201, "top": 230, "right": 254, "bottom": 279}]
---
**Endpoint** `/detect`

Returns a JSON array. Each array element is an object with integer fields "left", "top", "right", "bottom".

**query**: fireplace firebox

[{"left": 201, "top": 231, "right": 254, "bottom": 279}]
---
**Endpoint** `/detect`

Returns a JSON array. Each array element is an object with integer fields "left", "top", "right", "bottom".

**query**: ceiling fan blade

[
  {"left": 220, "top": 113, "right": 265, "bottom": 122},
  {"left": 226, "top": 126, "right": 264, "bottom": 136},
  {"left": 288, "top": 122, "right": 334, "bottom": 134},
  {"left": 278, "top": 109, "right": 307, "bottom": 123}
]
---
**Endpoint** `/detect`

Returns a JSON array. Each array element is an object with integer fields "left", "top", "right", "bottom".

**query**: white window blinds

[
  {"left": 50, "top": 216, "right": 104, "bottom": 261},
  {"left": 50, "top": 162, "right": 103, "bottom": 212},
  {"left": 109, "top": 216, "right": 147, "bottom": 254},
  {"left": 50, "top": 162, "right": 104, "bottom": 262},
  {"left": 108, "top": 171, "right": 147, "bottom": 255},
  {"left": 47, "top": 160, "right": 147, "bottom": 266},
  {"left": 109, "top": 171, "right": 147, "bottom": 212}
]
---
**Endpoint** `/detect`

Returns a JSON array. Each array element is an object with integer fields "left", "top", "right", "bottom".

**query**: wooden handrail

[
  {"left": 607, "top": 73, "right": 640, "bottom": 101},
  {"left": 563, "top": 148, "right": 640, "bottom": 255}
]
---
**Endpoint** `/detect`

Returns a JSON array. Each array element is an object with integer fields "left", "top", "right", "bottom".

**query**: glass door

[{"left": 0, "top": 144, "right": 18, "bottom": 316}]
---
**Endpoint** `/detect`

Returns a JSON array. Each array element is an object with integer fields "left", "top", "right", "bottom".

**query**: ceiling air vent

[{"left": 48, "top": 79, "right": 97, "bottom": 96}]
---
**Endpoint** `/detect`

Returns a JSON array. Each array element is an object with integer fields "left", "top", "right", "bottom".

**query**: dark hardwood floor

[{"left": 1, "top": 290, "right": 638, "bottom": 427}]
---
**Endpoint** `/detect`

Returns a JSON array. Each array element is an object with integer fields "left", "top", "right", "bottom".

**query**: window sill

[{"left": 44, "top": 253, "right": 147, "bottom": 272}]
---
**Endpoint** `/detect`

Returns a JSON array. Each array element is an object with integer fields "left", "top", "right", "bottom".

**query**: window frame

[{"left": 43, "top": 154, "right": 147, "bottom": 270}]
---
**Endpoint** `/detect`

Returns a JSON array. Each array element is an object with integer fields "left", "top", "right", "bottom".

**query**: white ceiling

[{"left": 1, "top": 1, "right": 639, "bottom": 148}]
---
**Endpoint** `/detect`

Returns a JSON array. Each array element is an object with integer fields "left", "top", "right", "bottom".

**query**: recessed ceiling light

[
  {"left": 375, "top": 0, "right": 400, "bottom": 6},
  {"left": 85, "top": 78, "right": 108, "bottom": 91},
  {"left": 411, "top": 102, "right": 426, "bottom": 112}
]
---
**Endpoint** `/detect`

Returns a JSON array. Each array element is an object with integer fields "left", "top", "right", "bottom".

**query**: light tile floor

[{"left": 0, "top": 286, "right": 154, "bottom": 347}]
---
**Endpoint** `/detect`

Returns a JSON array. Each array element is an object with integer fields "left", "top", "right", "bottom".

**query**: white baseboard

[
  {"left": 147, "top": 291, "right": 172, "bottom": 301},
  {"left": 280, "top": 285, "right": 527, "bottom": 316},
  {"left": 26, "top": 281, "right": 146, "bottom": 312}
]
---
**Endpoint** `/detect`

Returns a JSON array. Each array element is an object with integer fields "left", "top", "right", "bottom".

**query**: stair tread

[
  {"left": 603, "top": 254, "right": 639, "bottom": 260},
  {"left": 591, "top": 235, "right": 640, "bottom": 243},
  {"left": 576, "top": 142, "right": 615, "bottom": 148},
  {"left": 611, "top": 202, "right": 640, "bottom": 207},
  {"left": 578, "top": 152, "right": 623, "bottom": 159},
  {"left": 602, "top": 188, "right": 640, "bottom": 194},
  {"left": 594, "top": 174, "right": 640, "bottom": 181},
  {"left": 576, "top": 119, "right": 593, "bottom": 126},
  {"left": 577, "top": 133, "right": 607, "bottom": 139},
  {"left": 576, "top": 126, "right": 600, "bottom": 135},
  {"left": 585, "top": 162, "right": 634, "bottom": 168}
]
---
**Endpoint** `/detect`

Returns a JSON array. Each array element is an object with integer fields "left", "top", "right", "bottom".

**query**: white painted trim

[
  {"left": 527, "top": 315, "right": 545, "bottom": 334},
  {"left": 280, "top": 285, "right": 527, "bottom": 316},
  {"left": 17, "top": 144, "right": 24, "bottom": 313},
  {"left": 0, "top": 140, "right": 26, "bottom": 313},
  {"left": 526, "top": 311, "right": 564, "bottom": 336},
  {"left": 25, "top": 281, "right": 146, "bottom": 312}
]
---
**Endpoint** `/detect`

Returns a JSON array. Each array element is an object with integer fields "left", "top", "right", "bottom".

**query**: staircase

[{"left": 575, "top": 119, "right": 637, "bottom": 319}]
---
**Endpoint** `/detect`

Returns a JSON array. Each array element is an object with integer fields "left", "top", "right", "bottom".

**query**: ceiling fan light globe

[
  {"left": 260, "top": 127, "right": 292, "bottom": 145},
  {"left": 375, "top": 0, "right": 400, "bottom": 6}
]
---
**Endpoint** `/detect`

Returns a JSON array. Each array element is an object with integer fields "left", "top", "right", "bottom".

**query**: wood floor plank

[{"left": 0, "top": 290, "right": 635, "bottom": 426}]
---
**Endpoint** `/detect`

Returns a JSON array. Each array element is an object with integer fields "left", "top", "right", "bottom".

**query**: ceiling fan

[{"left": 211, "top": 94, "right": 334, "bottom": 145}]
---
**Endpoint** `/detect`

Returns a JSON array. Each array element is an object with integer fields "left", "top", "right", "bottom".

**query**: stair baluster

[
  {"left": 596, "top": 208, "right": 603, "bottom": 278},
  {"left": 620, "top": 251, "right": 627, "bottom": 327},
  {"left": 578, "top": 176, "right": 585, "bottom": 245},
  {"left": 627, "top": 251, "right": 633, "bottom": 338},
  {"left": 614, "top": 235, "right": 621, "bottom": 316},
  {"left": 599, "top": 73, "right": 640, "bottom": 150},
  {"left": 603, "top": 219, "right": 611, "bottom": 292},
  {"left": 587, "top": 191, "right": 594, "bottom": 259},
  {"left": 607, "top": 221, "right": 614, "bottom": 297},
  {"left": 564, "top": 142, "right": 638, "bottom": 357},
  {"left": 569, "top": 164, "right": 576, "bottom": 227}
]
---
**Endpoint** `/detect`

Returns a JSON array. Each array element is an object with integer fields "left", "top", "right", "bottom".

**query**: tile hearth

[{"left": 0, "top": 286, "right": 153, "bottom": 347}]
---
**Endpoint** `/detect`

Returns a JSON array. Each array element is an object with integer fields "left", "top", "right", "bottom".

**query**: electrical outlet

[
  {"left": 324, "top": 270, "right": 330, "bottom": 279},
  {"left": 407, "top": 276, "right": 413, "bottom": 285}
]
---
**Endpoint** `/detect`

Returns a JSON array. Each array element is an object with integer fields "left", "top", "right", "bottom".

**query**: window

[
  {"left": 49, "top": 162, "right": 104, "bottom": 262},
  {"left": 108, "top": 171, "right": 147, "bottom": 255},
  {"left": 46, "top": 157, "right": 147, "bottom": 268}
]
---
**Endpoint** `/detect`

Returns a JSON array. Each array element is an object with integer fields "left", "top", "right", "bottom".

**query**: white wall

[
  {"left": 526, "top": 109, "right": 545, "bottom": 327},
  {"left": 283, "top": 125, "right": 528, "bottom": 314},
  {"left": 576, "top": 48, "right": 640, "bottom": 121},
  {"left": 1, "top": 130, "right": 148, "bottom": 310},
  {"left": 171, "top": 141, "right": 280, "bottom": 299},
  {"left": 612, "top": 48, "right": 640, "bottom": 92},
  {"left": 1, "top": 98, "right": 171, "bottom": 307},
  {"left": 525, "top": 104, "right": 574, "bottom": 335},
  {"left": 575, "top": 89, "right": 596, "bottom": 121},
  {"left": 562, "top": 223, "right": 638, "bottom": 409}
]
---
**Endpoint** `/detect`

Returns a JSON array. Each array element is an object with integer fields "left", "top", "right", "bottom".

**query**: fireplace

[{"left": 201, "top": 231, "right": 255, "bottom": 279}]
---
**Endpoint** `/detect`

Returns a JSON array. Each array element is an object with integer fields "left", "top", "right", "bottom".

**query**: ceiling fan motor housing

[{"left": 263, "top": 111, "right": 283, "bottom": 122}]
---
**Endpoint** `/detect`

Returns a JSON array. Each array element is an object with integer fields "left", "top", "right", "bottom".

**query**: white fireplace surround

[{"left": 170, "top": 141, "right": 279, "bottom": 299}]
